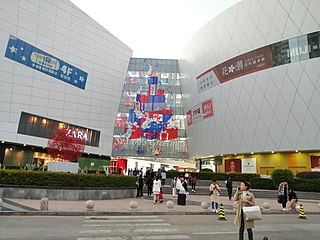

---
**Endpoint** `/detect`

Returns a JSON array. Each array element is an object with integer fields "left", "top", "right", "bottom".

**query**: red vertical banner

[
  {"left": 187, "top": 110, "right": 192, "bottom": 126},
  {"left": 202, "top": 100, "right": 214, "bottom": 119}
]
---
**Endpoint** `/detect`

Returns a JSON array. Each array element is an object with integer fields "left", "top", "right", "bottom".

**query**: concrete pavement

[
  {"left": 1, "top": 215, "right": 320, "bottom": 240},
  {"left": 1, "top": 194, "right": 319, "bottom": 216}
]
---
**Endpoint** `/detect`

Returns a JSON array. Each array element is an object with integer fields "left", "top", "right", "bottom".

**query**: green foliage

[
  {"left": 296, "top": 171, "right": 320, "bottom": 179},
  {"left": 200, "top": 168, "right": 213, "bottom": 172},
  {"left": 291, "top": 179, "right": 320, "bottom": 192},
  {"left": 166, "top": 171, "right": 179, "bottom": 178},
  {"left": 0, "top": 170, "right": 136, "bottom": 188},
  {"left": 250, "top": 177, "right": 275, "bottom": 190},
  {"left": 166, "top": 171, "right": 259, "bottom": 182},
  {"left": 271, "top": 169, "right": 294, "bottom": 185}
]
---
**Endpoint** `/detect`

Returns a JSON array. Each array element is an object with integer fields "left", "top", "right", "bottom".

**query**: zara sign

[{"left": 66, "top": 128, "right": 89, "bottom": 141}]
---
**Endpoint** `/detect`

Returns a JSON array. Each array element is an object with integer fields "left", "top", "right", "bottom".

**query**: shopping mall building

[{"left": 1, "top": 0, "right": 320, "bottom": 174}]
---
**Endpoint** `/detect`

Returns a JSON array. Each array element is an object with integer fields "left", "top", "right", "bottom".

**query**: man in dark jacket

[
  {"left": 136, "top": 175, "right": 144, "bottom": 198},
  {"left": 226, "top": 176, "right": 233, "bottom": 200}
]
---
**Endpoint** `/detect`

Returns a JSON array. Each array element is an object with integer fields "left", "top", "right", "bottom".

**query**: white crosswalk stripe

[
  {"left": 82, "top": 223, "right": 171, "bottom": 227},
  {"left": 78, "top": 215, "right": 191, "bottom": 240}
]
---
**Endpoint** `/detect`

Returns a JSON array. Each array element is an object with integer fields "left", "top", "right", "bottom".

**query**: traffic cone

[
  {"left": 218, "top": 204, "right": 227, "bottom": 221},
  {"left": 298, "top": 204, "right": 307, "bottom": 219}
]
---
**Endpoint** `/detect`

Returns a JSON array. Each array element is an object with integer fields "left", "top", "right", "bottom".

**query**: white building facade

[
  {"left": 180, "top": 0, "right": 320, "bottom": 172},
  {"left": 0, "top": 0, "right": 132, "bottom": 166}
]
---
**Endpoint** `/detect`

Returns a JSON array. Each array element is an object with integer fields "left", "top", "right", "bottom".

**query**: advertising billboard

[{"left": 225, "top": 159, "right": 242, "bottom": 173}]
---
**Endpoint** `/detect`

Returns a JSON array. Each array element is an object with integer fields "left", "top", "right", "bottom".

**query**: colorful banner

[
  {"left": 225, "top": 159, "right": 242, "bottom": 173},
  {"left": 310, "top": 156, "right": 320, "bottom": 169},
  {"left": 202, "top": 99, "right": 214, "bottom": 119},
  {"left": 187, "top": 99, "right": 214, "bottom": 126},
  {"left": 5, "top": 35, "right": 87, "bottom": 90},
  {"left": 186, "top": 110, "right": 192, "bottom": 126}
]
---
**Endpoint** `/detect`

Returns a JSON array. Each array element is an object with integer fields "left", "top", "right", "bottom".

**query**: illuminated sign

[
  {"left": 5, "top": 35, "right": 87, "bottom": 90},
  {"left": 66, "top": 128, "right": 89, "bottom": 141}
]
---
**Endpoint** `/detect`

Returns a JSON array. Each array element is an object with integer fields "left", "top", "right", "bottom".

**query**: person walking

[
  {"left": 191, "top": 176, "right": 197, "bottom": 192},
  {"left": 171, "top": 176, "right": 177, "bottom": 198},
  {"left": 136, "top": 174, "right": 144, "bottom": 198},
  {"left": 161, "top": 168, "right": 167, "bottom": 186},
  {"left": 234, "top": 181, "right": 255, "bottom": 240},
  {"left": 146, "top": 175, "right": 154, "bottom": 198},
  {"left": 152, "top": 176, "right": 161, "bottom": 204},
  {"left": 209, "top": 180, "right": 220, "bottom": 213},
  {"left": 278, "top": 181, "right": 288, "bottom": 211},
  {"left": 226, "top": 176, "right": 233, "bottom": 201},
  {"left": 288, "top": 188, "right": 298, "bottom": 211}
]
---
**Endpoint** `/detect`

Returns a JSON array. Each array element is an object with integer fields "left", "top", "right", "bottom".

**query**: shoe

[
  {"left": 216, "top": 210, "right": 219, "bottom": 213},
  {"left": 283, "top": 208, "right": 286, "bottom": 212},
  {"left": 212, "top": 209, "right": 215, "bottom": 213}
]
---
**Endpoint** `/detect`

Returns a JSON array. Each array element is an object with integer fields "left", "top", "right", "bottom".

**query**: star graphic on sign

[
  {"left": 21, "top": 56, "right": 26, "bottom": 61},
  {"left": 79, "top": 76, "right": 85, "bottom": 82},
  {"left": 9, "top": 45, "right": 17, "bottom": 53}
]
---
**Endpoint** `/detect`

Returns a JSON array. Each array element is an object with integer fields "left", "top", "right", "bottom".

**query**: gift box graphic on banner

[{"left": 123, "top": 76, "right": 178, "bottom": 141}]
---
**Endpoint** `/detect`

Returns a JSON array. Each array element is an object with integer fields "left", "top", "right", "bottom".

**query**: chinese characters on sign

[
  {"left": 5, "top": 35, "right": 88, "bottom": 90},
  {"left": 187, "top": 99, "right": 214, "bottom": 126},
  {"left": 196, "top": 70, "right": 220, "bottom": 94},
  {"left": 213, "top": 46, "right": 272, "bottom": 83}
]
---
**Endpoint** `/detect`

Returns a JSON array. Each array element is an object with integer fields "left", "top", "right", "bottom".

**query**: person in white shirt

[{"left": 152, "top": 176, "right": 161, "bottom": 204}]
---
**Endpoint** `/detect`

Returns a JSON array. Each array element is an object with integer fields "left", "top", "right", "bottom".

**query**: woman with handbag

[
  {"left": 234, "top": 181, "right": 255, "bottom": 240},
  {"left": 209, "top": 180, "right": 220, "bottom": 213}
]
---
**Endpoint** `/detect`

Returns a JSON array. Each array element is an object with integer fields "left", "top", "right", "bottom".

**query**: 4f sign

[{"left": 66, "top": 129, "right": 88, "bottom": 141}]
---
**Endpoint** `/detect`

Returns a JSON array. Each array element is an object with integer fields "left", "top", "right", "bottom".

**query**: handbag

[{"left": 242, "top": 206, "right": 262, "bottom": 221}]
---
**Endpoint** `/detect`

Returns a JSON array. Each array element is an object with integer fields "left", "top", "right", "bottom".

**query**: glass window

[
  {"left": 288, "top": 37, "right": 300, "bottom": 63},
  {"left": 297, "top": 35, "right": 309, "bottom": 61},
  {"left": 308, "top": 32, "right": 320, "bottom": 58}
]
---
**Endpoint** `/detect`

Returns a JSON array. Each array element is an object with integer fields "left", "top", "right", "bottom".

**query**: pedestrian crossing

[{"left": 77, "top": 215, "right": 190, "bottom": 240}]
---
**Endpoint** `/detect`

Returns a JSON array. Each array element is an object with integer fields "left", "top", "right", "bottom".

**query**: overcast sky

[{"left": 71, "top": 0, "right": 241, "bottom": 59}]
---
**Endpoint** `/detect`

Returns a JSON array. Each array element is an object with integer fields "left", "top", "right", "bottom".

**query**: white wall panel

[
  {"left": 0, "top": 0, "right": 132, "bottom": 155},
  {"left": 180, "top": 0, "right": 320, "bottom": 158}
]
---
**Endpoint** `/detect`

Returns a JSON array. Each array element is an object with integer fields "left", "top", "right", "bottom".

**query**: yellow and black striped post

[
  {"left": 218, "top": 204, "right": 227, "bottom": 221},
  {"left": 298, "top": 204, "right": 307, "bottom": 219}
]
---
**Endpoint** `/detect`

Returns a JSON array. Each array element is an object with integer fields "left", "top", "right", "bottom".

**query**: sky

[{"left": 71, "top": 0, "right": 241, "bottom": 59}]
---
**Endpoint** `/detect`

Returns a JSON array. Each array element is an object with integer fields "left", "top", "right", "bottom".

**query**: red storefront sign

[
  {"left": 202, "top": 100, "right": 214, "bottom": 119},
  {"left": 186, "top": 110, "right": 192, "bottom": 126},
  {"left": 200, "top": 45, "right": 273, "bottom": 84}
]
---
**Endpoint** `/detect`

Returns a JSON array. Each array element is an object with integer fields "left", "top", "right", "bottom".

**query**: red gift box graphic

[
  {"left": 158, "top": 132, "right": 169, "bottom": 141},
  {"left": 156, "top": 88, "right": 164, "bottom": 95}
]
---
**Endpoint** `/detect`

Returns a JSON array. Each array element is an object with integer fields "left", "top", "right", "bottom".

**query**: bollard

[
  {"left": 86, "top": 200, "right": 95, "bottom": 211},
  {"left": 262, "top": 202, "right": 271, "bottom": 211},
  {"left": 200, "top": 201, "right": 209, "bottom": 210},
  {"left": 40, "top": 197, "right": 49, "bottom": 211},
  {"left": 298, "top": 204, "right": 307, "bottom": 219},
  {"left": 166, "top": 200, "right": 174, "bottom": 209},
  {"left": 263, "top": 237, "right": 269, "bottom": 240},
  {"left": 217, "top": 204, "right": 227, "bottom": 221},
  {"left": 130, "top": 200, "right": 138, "bottom": 209}
]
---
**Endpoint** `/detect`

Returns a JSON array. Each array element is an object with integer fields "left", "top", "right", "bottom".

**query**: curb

[{"left": 1, "top": 210, "right": 319, "bottom": 216}]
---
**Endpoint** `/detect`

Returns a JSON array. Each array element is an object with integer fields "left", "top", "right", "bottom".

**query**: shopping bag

[{"left": 242, "top": 206, "right": 262, "bottom": 221}]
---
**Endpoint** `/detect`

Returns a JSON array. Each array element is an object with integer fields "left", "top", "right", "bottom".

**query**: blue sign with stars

[{"left": 5, "top": 35, "right": 87, "bottom": 90}]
